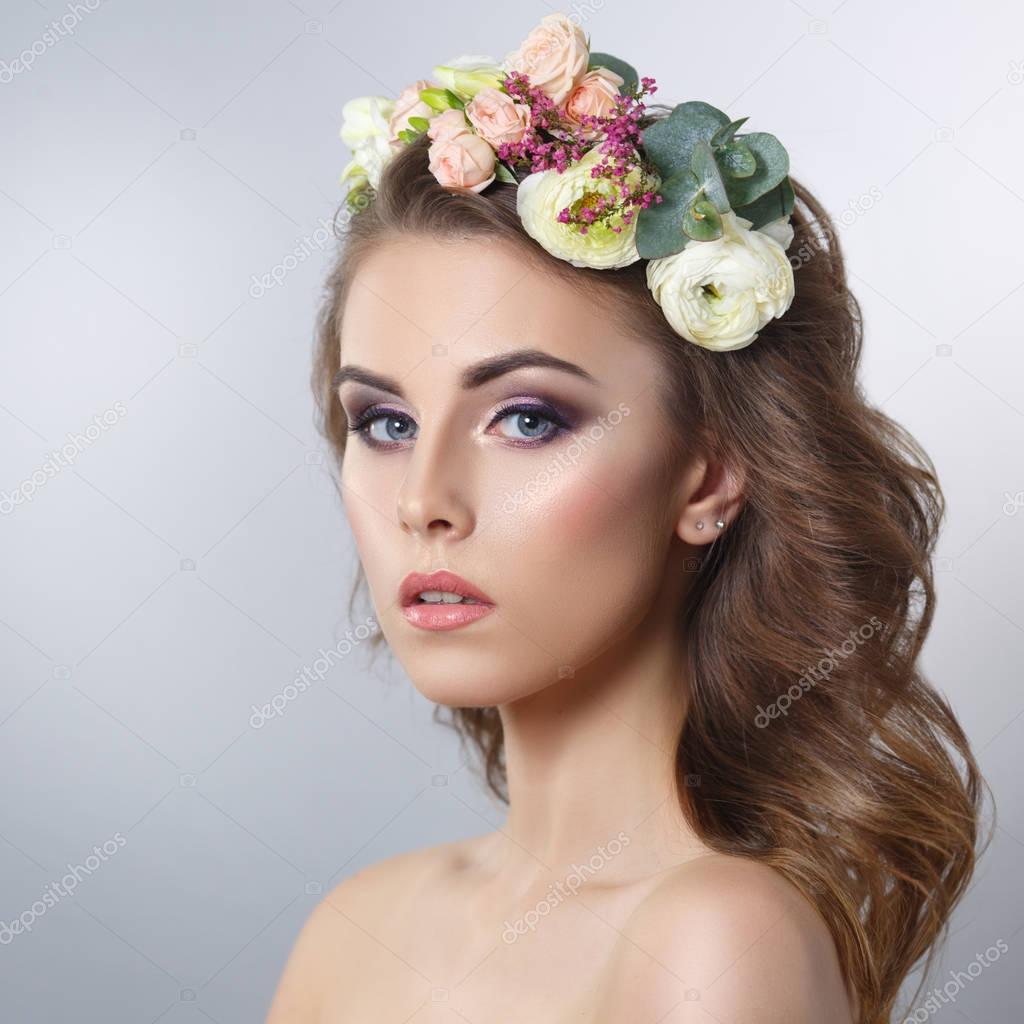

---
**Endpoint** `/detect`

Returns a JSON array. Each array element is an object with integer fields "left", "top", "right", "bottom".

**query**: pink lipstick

[{"left": 399, "top": 569, "right": 496, "bottom": 632}]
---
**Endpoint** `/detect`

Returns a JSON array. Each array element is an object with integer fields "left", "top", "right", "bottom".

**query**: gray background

[{"left": 1, "top": 1, "right": 1022, "bottom": 1021}]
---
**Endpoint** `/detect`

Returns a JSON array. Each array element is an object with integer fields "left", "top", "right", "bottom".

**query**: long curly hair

[{"left": 311, "top": 107, "right": 991, "bottom": 1024}]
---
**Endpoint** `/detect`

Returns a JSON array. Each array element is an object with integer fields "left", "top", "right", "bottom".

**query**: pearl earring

[
  {"left": 695, "top": 520, "right": 705, "bottom": 530},
  {"left": 715, "top": 516, "right": 726, "bottom": 528}
]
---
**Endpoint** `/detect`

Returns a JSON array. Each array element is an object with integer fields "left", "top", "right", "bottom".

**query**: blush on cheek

[
  {"left": 495, "top": 456, "right": 648, "bottom": 562},
  {"left": 559, "top": 453, "right": 661, "bottom": 541}
]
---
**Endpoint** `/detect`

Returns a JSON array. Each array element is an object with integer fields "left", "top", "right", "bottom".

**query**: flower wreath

[{"left": 338, "top": 14, "right": 797, "bottom": 352}]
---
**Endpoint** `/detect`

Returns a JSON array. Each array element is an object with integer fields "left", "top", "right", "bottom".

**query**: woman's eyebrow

[{"left": 332, "top": 347, "right": 598, "bottom": 398}]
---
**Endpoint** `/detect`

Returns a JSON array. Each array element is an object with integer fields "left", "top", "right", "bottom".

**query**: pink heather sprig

[{"left": 496, "top": 71, "right": 664, "bottom": 235}]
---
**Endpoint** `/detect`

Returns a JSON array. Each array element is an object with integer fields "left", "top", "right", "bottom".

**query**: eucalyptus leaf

[
  {"left": 710, "top": 116, "right": 749, "bottom": 149},
  {"left": 733, "top": 176, "right": 796, "bottom": 230},
  {"left": 682, "top": 197, "right": 723, "bottom": 241},
  {"left": 635, "top": 168, "right": 703, "bottom": 259},
  {"left": 641, "top": 101, "right": 731, "bottom": 181},
  {"left": 719, "top": 141, "right": 756, "bottom": 178},
  {"left": 690, "top": 140, "right": 730, "bottom": 213},
  {"left": 723, "top": 132, "right": 790, "bottom": 207},
  {"left": 673, "top": 100, "right": 731, "bottom": 126},
  {"left": 587, "top": 51, "right": 639, "bottom": 94}
]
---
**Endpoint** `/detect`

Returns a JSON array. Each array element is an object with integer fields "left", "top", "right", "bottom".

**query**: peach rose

[
  {"left": 428, "top": 132, "right": 496, "bottom": 193},
  {"left": 503, "top": 13, "right": 589, "bottom": 106},
  {"left": 564, "top": 67, "right": 624, "bottom": 137},
  {"left": 388, "top": 79, "right": 437, "bottom": 144},
  {"left": 427, "top": 107, "right": 471, "bottom": 143},
  {"left": 465, "top": 87, "right": 531, "bottom": 148}
]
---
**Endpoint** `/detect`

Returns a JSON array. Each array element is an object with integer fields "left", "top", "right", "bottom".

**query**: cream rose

[
  {"left": 388, "top": 80, "right": 437, "bottom": 144},
  {"left": 645, "top": 211, "right": 795, "bottom": 351},
  {"left": 515, "top": 146, "right": 645, "bottom": 270},
  {"left": 339, "top": 95, "right": 397, "bottom": 190},
  {"left": 503, "top": 14, "right": 589, "bottom": 106},
  {"left": 465, "top": 87, "right": 531, "bottom": 148},
  {"left": 564, "top": 67, "right": 624, "bottom": 137},
  {"left": 427, "top": 107, "right": 471, "bottom": 143},
  {"left": 428, "top": 131, "right": 496, "bottom": 193}
]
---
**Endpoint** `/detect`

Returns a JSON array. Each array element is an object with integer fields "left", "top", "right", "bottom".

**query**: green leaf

[
  {"left": 444, "top": 88, "right": 466, "bottom": 110},
  {"left": 733, "top": 176, "right": 796, "bottom": 230},
  {"left": 587, "top": 51, "right": 639, "bottom": 94},
  {"left": 397, "top": 128, "right": 419, "bottom": 144},
  {"left": 690, "top": 140, "right": 730, "bottom": 213},
  {"left": 407, "top": 116, "right": 431, "bottom": 134},
  {"left": 418, "top": 87, "right": 453, "bottom": 112},
  {"left": 635, "top": 168, "right": 703, "bottom": 259},
  {"left": 641, "top": 100, "right": 731, "bottom": 180},
  {"left": 493, "top": 162, "right": 519, "bottom": 184},
  {"left": 682, "top": 197, "right": 723, "bottom": 241},
  {"left": 710, "top": 116, "right": 749, "bottom": 149},
  {"left": 674, "top": 100, "right": 731, "bottom": 126},
  {"left": 719, "top": 141, "right": 756, "bottom": 178},
  {"left": 723, "top": 132, "right": 790, "bottom": 207}
]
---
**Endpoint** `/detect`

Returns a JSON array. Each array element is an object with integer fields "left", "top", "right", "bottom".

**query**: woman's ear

[{"left": 674, "top": 456, "right": 746, "bottom": 545}]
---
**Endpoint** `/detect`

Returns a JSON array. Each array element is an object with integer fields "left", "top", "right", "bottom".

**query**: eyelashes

[{"left": 346, "top": 398, "right": 575, "bottom": 451}]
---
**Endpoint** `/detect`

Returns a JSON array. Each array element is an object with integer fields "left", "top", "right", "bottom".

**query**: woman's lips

[
  {"left": 401, "top": 602, "right": 495, "bottom": 631},
  {"left": 399, "top": 569, "right": 496, "bottom": 632}
]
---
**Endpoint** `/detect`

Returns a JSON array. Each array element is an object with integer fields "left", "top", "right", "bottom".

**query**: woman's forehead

[{"left": 340, "top": 236, "right": 654, "bottom": 381}]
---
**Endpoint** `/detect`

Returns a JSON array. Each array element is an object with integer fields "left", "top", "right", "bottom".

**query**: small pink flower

[
  {"left": 388, "top": 79, "right": 437, "bottom": 144},
  {"left": 426, "top": 107, "right": 471, "bottom": 143},
  {"left": 428, "top": 132, "right": 496, "bottom": 193},
  {"left": 465, "top": 87, "right": 531, "bottom": 148},
  {"left": 564, "top": 67, "right": 625, "bottom": 138}
]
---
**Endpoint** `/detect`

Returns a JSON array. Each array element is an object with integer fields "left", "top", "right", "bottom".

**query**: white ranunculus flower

[
  {"left": 645, "top": 211, "right": 795, "bottom": 351},
  {"left": 516, "top": 146, "right": 647, "bottom": 270},
  {"left": 758, "top": 214, "right": 795, "bottom": 251},
  {"left": 340, "top": 95, "right": 394, "bottom": 150},
  {"left": 339, "top": 95, "right": 396, "bottom": 190}
]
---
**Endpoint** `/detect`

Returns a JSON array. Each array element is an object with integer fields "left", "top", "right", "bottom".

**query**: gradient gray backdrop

[{"left": 1, "top": 1, "right": 1022, "bottom": 1021}]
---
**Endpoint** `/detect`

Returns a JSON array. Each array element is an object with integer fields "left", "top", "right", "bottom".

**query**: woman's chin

[{"left": 399, "top": 657, "right": 558, "bottom": 709}]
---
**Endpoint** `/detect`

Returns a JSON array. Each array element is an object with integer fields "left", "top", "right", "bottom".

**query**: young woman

[{"left": 267, "top": 17, "right": 986, "bottom": 1024}]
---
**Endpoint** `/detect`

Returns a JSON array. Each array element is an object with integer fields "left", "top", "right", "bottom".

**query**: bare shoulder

[
  {"left": 597, "top": 853, "right": 857, "bottom": 1024},
  {"left": 264, "top": 835, "right": 483, "bottom": 1023}
]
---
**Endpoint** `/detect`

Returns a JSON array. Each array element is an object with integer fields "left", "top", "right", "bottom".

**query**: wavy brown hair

[{"left": 311, "top": 107, "right": 991, "bottom": 1024}]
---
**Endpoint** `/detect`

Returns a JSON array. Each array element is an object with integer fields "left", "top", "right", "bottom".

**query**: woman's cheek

[{"left": 488, "top": 453, "right": 661, "bottom": 625}]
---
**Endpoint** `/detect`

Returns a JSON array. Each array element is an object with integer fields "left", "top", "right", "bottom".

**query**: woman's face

[{"left": 336, "top": 235, "right": 695, "bottom": 707}]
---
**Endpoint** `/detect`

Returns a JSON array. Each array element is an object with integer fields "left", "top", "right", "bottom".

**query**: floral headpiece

[{"left": 338, "top": 15, "right": 796, "bottom": 352}]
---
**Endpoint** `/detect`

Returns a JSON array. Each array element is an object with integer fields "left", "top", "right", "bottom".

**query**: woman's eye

[
  {"left": 351, "top": 410, "right": 417, "bottom": 446},
  {"left": 348, "top": 402, "right": 569, "bottom": 450},
  {"left": 491, "top": 404, "right": 565, "bottom": 443}
]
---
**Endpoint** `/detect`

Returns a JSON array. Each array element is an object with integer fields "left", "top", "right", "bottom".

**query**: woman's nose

[{"left": 395, "top": 429, "right": 475, "bottom": 543}]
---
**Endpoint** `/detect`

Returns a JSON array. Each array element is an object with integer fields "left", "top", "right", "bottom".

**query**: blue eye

[
  {"left": 491, "top": 404, "right": 562, "bottom": 442},
  {"left": 347, "top": 400, "right": 571, "bottom": 450},
  {"left": 348, "top": 407, "right": 417, "bottom": 447}
]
